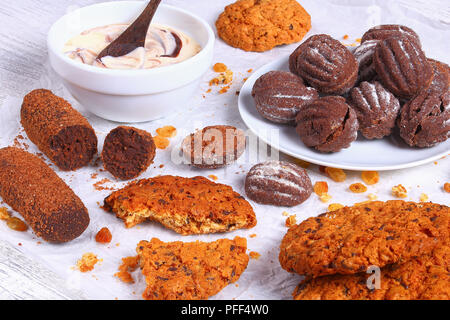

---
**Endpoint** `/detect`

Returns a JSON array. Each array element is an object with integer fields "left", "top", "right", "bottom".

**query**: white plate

[{"left": 238, "top": 56, "right": 450, "bottom": 171}]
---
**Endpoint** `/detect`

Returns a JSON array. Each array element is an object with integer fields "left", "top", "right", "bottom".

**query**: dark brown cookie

[
  {"left": 181, "top": 125, "right": 246, "bottom": 169},
  {"left": 398, "top": 90, "right": 449, "bottom": 148},
  {"left": 353, "top": 40, "right": 379, "bottom": 83},
  {"left": 373, "top": 37, "right": 433, "bottom": 99},
  {"left": 289, "top": 34, "right": 358, "bottom": 95},
  {"left": 348, "top": 81, "right": 400, "bottom": 139},
  {"left": 251, "top": 71, "right": 318, "bottom": 124},
  {"left": 102, "top": 126, "right": 156, "bottom": 181},
  {"left": 245, "top": 160, "right": 312, "bottom": 207},
  {"left": 296, "top": 96, "right": 359, "bottom": 153},
  {"left": 427, "top": 58, "right": 450, "bottom": 94},
  {"left": 361, "top": 24, "right": 421, "bottom": 48}
]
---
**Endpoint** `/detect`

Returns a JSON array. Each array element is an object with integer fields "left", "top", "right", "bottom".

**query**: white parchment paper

[{"left": 0, "top": 0, "right": 449, "bottom": 300}]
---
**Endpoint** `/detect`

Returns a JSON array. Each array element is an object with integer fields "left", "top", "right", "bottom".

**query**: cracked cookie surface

[
  {"left": 216, "top": 0, "right": 311, "bottom": 52},
  {"left": 279, "top": 201, "right": 450, "bottom": 278},
  {"left": 103, "top": 175, "right": 256, "bottom": 235}
]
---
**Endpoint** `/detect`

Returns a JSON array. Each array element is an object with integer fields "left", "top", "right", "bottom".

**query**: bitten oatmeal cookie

[
  {"left": 216, "top": 0, "right": 311, "bottom": 52},
  {"left": 279, "top": 201, "right": 449, "bottom": 278},
  {"left": 135, "top": 237, "right": 249, "bottom": 300},
  {"left": 293, "top": 241, "right": 450, "bottom": 300},
  {"left": 103, "top": 175, "right": 256, "bottom": 235}
]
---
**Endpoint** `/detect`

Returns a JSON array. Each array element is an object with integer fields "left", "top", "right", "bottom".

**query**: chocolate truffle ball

[
  {"left": 245, "top": 160, "right": 312, "bottom": 207},
  {"left": 361, "top": 24, "right": 422, "bottom": 48},
  {"left": 251, "top": 71, "right": 318, "bottom": 124},
  {"left": 353, "top": 40, "right": 379, "bottom": 83},
  {"left": 102, "top": 126, "right": 156, "bottom": 180},
  {"left": 398, "top": 90, "right": 449, "bottom": 148},
  {"left": 348, "top": 81, "right": 401, "bottom": 139},
  {"left": 296, "top": 96, "right": 359, "bottom": 153},
  {"left": 289, "top": 34, "right": 358, "bottom": 95},
  {"left": 373, "top": 37, "right": 433, "bottom": 99}
]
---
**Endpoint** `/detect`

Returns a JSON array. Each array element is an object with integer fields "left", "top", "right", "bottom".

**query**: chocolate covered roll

[
  {"left": 21, "top": 89, "right": 98, "bottom": 171},
  {"left": 0, "top": 147, "right": 90, "bottom": 242}
]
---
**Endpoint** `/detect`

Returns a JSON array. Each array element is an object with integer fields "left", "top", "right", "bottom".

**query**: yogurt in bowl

[{"left": 47, "top": 1, "right": 214, "bottom": 123}]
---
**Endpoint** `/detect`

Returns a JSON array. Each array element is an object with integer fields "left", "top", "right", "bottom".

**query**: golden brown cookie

[
  {"left": 279, "top": 201, "right": 449, "bottom": 278},
  {"left": 216, "top": 0, "right": 311, "bottom": 52},
  {"left": 293, "top": 241, "right": 450, "bottom": 300},
  {"left": 135, "top": 237, "right": 249, "bottom": 300},
  {"left": 103, "top": 175, "right": 257, "bottom": 235}
]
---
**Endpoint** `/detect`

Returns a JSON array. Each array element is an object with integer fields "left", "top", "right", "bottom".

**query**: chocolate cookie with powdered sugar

[
  {"left": 353, "top": 40, "right": 379, "bottom": 83},
  {"left": 252, "top": 71, "right": 318, "bottom": 124},
  {"left": 348, "top": 81, "right": 400, "bottom": 139},
  {"left": 361, "top": 24, "right": 422, "bottom": 48},
  {"left": 245, "top": 161, "right": 312, "bottom": 207}
]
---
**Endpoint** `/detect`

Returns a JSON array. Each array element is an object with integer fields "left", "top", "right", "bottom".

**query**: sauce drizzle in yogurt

[{"left": 63, "top": 24, "right": 201, "bottom": 70}]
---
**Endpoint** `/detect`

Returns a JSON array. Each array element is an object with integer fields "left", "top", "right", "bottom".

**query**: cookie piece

[
  {"left": 102, "top": 126, "right": 156, "bottom": 180},
  {"left": 295, "top": 96, "right": 359, "bottom": 153},
  {"left": 251, "top": 71, "right": 318, "bottom": 124},
  {"left": 136, "top": 237, "right": 249, "bottom": 300},
  {"left": 353, "top": 40, "right": 379, "bottom": 83},
  {"left": 21, "top": 89, "right": 98, "bottom": 171},
  {"left": 103, "top": 175, "right": 256, "bottom": 235},
  {"left": 245, "top": 161, "right": 312, "bottom": 207},
  {"left": 289, "top": 34, "right": 358, "bottom": 95},
  {"left": 427, "top": 58, "right": 450, "bottom": 94},
  {"left": 279, "top": 201, "right": 449, "bottom": 278},
  {"left": 181, "top": 125, "right": 245, "bottom": 169},
  {"left": 398, "top": 90, "right": 449, "bottom": 147},
  {"left": 216, "top": 0, "right": 311, "bottom": 52},
  {"left": 361, "top": 24, "right": 421, "bottom": 48},
  {"left": 373, "top": 37, "right": 433, "bottom": 99},
  {"left": 293, "top": 242, "right": 450, "bottom": 300},
  {"left": 348, "top": 81, "right": 400, "bottom": 139},
  {"left": 0, "top": 147, "right": 89, "bottom": 242}
]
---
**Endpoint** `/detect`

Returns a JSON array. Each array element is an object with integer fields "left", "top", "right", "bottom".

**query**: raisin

[{"left": 95, "top": 227, "right": 112, "bottom": 244}]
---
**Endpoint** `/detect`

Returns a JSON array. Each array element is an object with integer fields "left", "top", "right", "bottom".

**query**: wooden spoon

[{"left": 96, "top": 0, "right": 162, "bottom": 60}]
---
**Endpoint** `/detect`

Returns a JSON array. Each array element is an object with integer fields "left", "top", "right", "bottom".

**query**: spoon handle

[{"left": 97, "top": 0, "right": 162, "bottom": 59}]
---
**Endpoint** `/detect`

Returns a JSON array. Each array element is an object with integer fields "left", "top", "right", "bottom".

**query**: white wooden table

[{"left": 0, "top": 0, "right": 448, "bottom": 300}]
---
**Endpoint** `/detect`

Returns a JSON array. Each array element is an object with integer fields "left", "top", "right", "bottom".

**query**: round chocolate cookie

[
  {"left": 353, "top": 40, "right": 379, "bottom": 83},
  {"left": 361, "top": 24, "right": 422, "bottom": 48},
  {"left": 245, "top": 160, "right": 312, "bottom": 207},
  {"left": 289, "top": 34, "right": 358, "bottom": 95},
  {"left": 427, "top": 58, "right": 450, "bottom": 94},
  {"left": 348, "top": 81, "right": 400, "bottom": 139},
  {"left": 181, "top": 125, "right": 246, "bottom": 169},
  {"left": 373, "top": 37, "right": 433, "bottom": 99},
  {"left": 251, "top": 71, "right": 318, "bottom": 124},
  {"left": 102, "top": 126, "right": 156, "bottom": 180},
  {"left": 296, "top": 96, "right": 359, "bottom": 153},
  {"left": 398, "top": 90, "right": 449, "bottom": 148}
]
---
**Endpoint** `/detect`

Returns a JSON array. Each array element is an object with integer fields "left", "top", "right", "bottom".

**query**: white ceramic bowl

[{"left": 48, "top": 1, "right": 214, "bottom": 123}]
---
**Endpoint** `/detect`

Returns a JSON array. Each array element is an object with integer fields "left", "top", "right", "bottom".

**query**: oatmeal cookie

[
  {"left": 279, "top": 201, "right": 449, "bottom": 278},
  {"left": 135, "top": 237, "right": 249, "bottom": 300},
  {"left": 103, "top": 175, "right": 256, "bottom": 235},
  {"left": 216, "top": 0, "right": 311, "bottom": 52},
  {"left": 293, "top": 242, "right": 450, "bottom": 300}
]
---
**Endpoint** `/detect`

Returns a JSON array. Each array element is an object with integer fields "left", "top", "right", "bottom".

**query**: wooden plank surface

[{"left": 0, "top": 0, "right": 448, "bottom": 300}]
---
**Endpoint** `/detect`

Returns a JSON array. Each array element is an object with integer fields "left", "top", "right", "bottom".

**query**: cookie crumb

[
  {"left": 282, "top": 211, "right": 290, "bottom": 217},
  {"left": 328, "top": 203, "right": 344, "bottom": 212},
  {"left": 208, "top": 175, "right": 218, "bottom": 181},
  {"left": 343, "top": 34, "right": 349, "bottom": 40},
  {"left": 115, "top": 256, "right": 139, "bottom": 284},
  {"left": 368, "top": 193, "right": 378, "bottom": 201},
  {"left": 0, "top": 207, "right": 11, "bottom": 221},
  {"left": 249, "top": 251, "right": 261, "bottom": 260},
  {"left": 77, "top": 253, "right": 99, "bottom": 273},
  {"left": 349, "top": 183, "right": 367, "bottom": 193},
  {"left": 285, "top": 215, "right": 297, "bottom": 227},
  {"left": 319, "top": 193, "right": 332, "bottom": 203},
  {"left": 95, "top": 227, "right": 112, "bottom": 244},
  {"left": 392, "top": 184, "right": 408, "bottom": 198},
  {"left": 419, "top": 193, "right": 429, "bottom": 202},
  {"left": 362, "top": 171, "right": 379, "bottom": 185},
  {"left": 249, "top": 234, "right": 257, "bottom": 238},
  {"left": 325, "top": 167, "right": 346, "bottom": 182}
]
